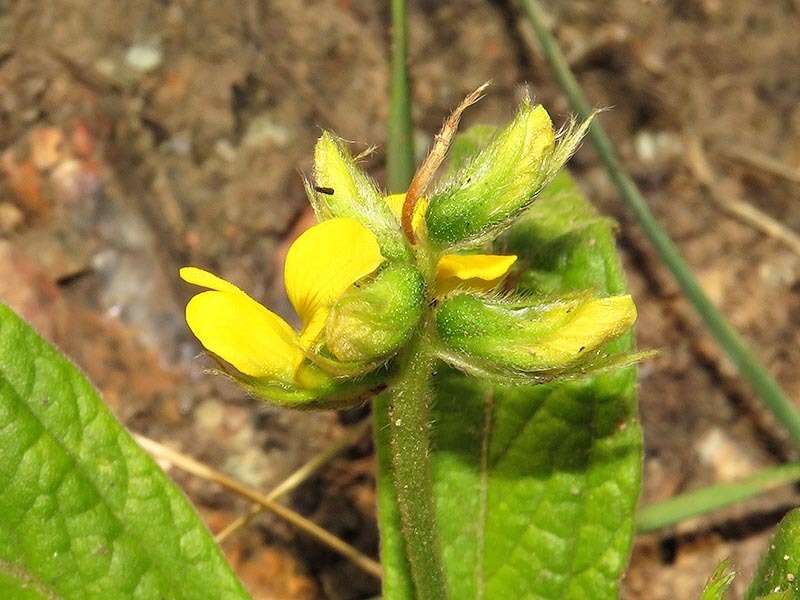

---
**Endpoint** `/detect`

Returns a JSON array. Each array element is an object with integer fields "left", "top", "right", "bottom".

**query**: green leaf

[
  {"left": 700, "top": 559, "right": 735, "bottom": 600},
  {"left": 0, "top": 304, "right": 250, "bottom": 600},
  {"left": 746, "top": 508, "right": 800, "bottom": 599},
  {"left": 375, "top": 171, "right": 642, "bottom": 598}
]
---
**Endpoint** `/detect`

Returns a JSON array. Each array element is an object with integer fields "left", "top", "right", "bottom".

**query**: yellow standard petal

[
  {"left": 180, "top": 267, "right": 304, "bottom": 382},
  {"left": 385, "top": 193, "right": 428, "bottom": 234},
  {"left": 284, "top": 217, "right": 384, "bottom": 348},
  {"left": 435, "top": 253, "right": 518, "bottom": 295}
]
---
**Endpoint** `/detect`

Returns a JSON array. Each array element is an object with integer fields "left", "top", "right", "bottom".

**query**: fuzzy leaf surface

[
  {"left": 0, "top": 304, "right": 250, "bottom": 600},
  {"left": 375, "top": 167, "right": 642, "bottom": 599},
  {"left": 747, "top": 508, "right": 800, "bottom": 599}
]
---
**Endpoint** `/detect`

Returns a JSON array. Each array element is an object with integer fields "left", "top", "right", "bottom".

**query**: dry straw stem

[
  {"left": 402, "top": 82, "right": 491, "bottom": 244},
  {"left": 134, "top": 433, "right": 383, "bottom": 579},
  {"left": 214, "top": 419, "right": 372, "bottom": 544},
  {"left": 719, "top": 145, "right": 800, "bottom": 186},
  {"left": 686, "top": 135, "right": 800, "bottom": 258}
]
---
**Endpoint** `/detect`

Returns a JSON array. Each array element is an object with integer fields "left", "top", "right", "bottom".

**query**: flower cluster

[{"left": 181, "top": 98, "right": 638, "bottom": 407}]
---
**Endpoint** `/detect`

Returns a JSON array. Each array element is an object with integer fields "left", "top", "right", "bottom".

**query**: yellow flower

[
  {"left": 181, "top": 217, "right": 384, "bottom": 385},
  {"left": 183, "top": 196, "right": 517, "bottom": 386},
  {"left": 385, "top": 193, "right": 517, "bottom": 295}
]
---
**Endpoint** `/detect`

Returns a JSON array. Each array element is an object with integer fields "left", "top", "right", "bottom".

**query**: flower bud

[
  {"left": 310, "top": 133, "right": 409, "bottom": 260},
  {"left": 435, "top": 292, "right": 637, "bottom": 378},
  {"left": 425, "top": 100, "right": 591, "bottom": 248},
  {"left": 324, "top": 262, "right": 425, "bottom": 363}
]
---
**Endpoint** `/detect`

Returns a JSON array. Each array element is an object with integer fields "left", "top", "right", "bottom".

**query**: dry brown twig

[
  {"left": 718, "top": 145, "right": 800, "bottom": 186},
  {"left": 685, "top": 135, "right": 800, "bottom": 258},
  {"left": 214, "top": 419, "right": 372, "bottom": 544},
  {"left": 401, "top": 81, "right": 491, "bottom": 244},
  {"left": 133, "top": 428, "right": 382, "bottom": 579}
]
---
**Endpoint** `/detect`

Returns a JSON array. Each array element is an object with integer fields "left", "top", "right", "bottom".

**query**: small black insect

[{"left": 314, "top": 186, "right": 335, "bottom": 195}]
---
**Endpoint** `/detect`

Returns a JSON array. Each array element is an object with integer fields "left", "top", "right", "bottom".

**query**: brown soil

[{"left": 2, "top": 1, "right": 800, "bottom": 598}]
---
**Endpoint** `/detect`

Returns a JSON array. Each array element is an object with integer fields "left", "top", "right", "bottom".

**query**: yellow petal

[
  {"left": 385, "top": 193, "right": 428, "bottom": 234},
  {"left": 180, "top": 266, "right": 243, "bottom": 294},
  {"left": 284, "top": 217, "right": 384, "bottom": 347},
  {"left": 535, "top": 295, "right": 637, "bottom": 362},
  {"left": 181, "top": 268, "right": 303, "bottom": 381},
  {"left": 435, "top": 253, "right": 517, "bottom": 294}
]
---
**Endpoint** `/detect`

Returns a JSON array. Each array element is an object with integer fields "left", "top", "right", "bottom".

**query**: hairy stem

[
  {"left": 387, "top": 0, "right": 415, "bottom": 193},
  {"left": 521, "top": 0, "right": 800, "bottom": 446},
  {"left": 386, "top": 327, "right": 448, "bottom": 599}
]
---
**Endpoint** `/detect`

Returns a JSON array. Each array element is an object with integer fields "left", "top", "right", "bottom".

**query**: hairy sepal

[
  {"left": 434, "top": 291, "right": 639, "bottom": 378},
  {"left": 325, "top": 261, "right": 426, "bottom": 363},
  {"left": 209, "top": 354, "right": 381, "bottom": 409},
  {"left": 310, "top": 133, "right": 409, "bottom": 260},
  {"left": 425, "top": 100, "right": 593, "bottom": 249}
]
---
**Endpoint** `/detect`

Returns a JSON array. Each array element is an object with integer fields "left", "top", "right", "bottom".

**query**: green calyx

[
  {"left": 326, "top": 262, "right": 426, "bottom": 363},
  {"left": 234, "top": 360, "right": 383, "bottom": 410},
  {"left": 434, "top": 292, "right": 638, "bottom": 379}
]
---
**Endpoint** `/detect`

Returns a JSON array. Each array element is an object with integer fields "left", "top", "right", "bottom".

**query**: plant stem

[
  {"left": 388, "top": 0, "right": 415, "bottom": 193},
  {"left": 387, "top": 327, "right": 448, "bottom": 599},
  {"left": 384, "top": 1, "right": 446, "bottom": 596},
  {"left": 520, "top": 0, "right": 800, "bottom": 446},
  {"left": 636, "top": 462, "right": 800, "bottom": 533}
]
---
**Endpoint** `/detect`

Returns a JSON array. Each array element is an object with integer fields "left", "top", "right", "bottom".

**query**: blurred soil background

[{"left": 2, "top": 0, "right": 800, "bottom": 598}]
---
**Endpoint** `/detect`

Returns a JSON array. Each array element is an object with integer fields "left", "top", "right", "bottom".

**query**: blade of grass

[
  {"left": 636, "top": 462, "right": 800, "bottom": 533},
  {"left": 519, "top": 0, "right": 800, "bottom": 445},
  {"left": 387, "top": 0, "right": 415, "bottom": 193}
]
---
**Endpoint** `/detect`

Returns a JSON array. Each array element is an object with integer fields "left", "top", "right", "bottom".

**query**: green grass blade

[
  {"left": 700, "top": 560, "right": 736, "bottom": 600},
  {"left": 520, "top": 0, "right": 800, "bottom": 446},
  {"left": 387, "top": 0, "right": 414, "bottom": 193},
  {"left": 636, "top": 463, "right": 800, "bottom": 533}
]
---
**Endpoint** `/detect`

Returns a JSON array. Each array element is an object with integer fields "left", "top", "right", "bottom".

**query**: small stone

[
  {"left": 214, "top": 139, "right": 237, "bottom": 162},
  {"left": 0, "top": 202, "right": 23, "bottom": 233},
  {"left": 30, "top": 127, "right": 64, "bottom": 170},
  {"left": 633, "top": 129, "right": 682, "bottom": 164},
  {"left": 194, "top": 399, "right": 225, "bottom": 432},
  {"left": 125, "top": 43, "right": 163, "bottom": 73},
  {"left": 696, "top": 427, "right": 757, "bottom": 481},
  {"left": 242, "top": 114, "right": 292, "bottom": 149}
]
